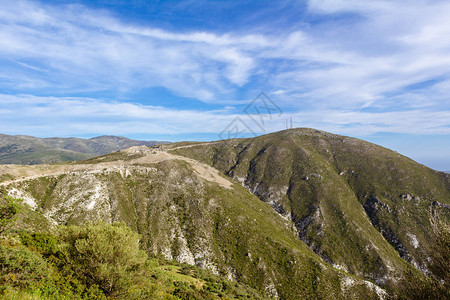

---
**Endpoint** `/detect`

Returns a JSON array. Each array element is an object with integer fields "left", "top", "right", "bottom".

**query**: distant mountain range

[{"left": 0, "top": 134, "right": 168, "bottom": 164}]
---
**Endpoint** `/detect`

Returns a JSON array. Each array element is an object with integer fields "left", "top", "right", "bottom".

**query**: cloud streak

[
  {"left": 0, "top": 0, "right": 268, "bottom": 100},
  {"left": 0, "top": 0, "right": 449, "bottom": 144},
  {"left": 0, "top": 94, "right": 448, "bottom": 138}
]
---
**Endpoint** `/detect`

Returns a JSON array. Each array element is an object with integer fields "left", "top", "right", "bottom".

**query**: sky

[{"left": 0, "top": 0, "right": 449, "bottom": 170}]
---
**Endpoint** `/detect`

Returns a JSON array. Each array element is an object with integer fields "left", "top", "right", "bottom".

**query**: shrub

[
  {"left": 19, "top": 232, "right": 59, "bottom": 257},
  {"left": 0, "top": 196, "right": 22, "bottom": 236},
  {"left": 0, "top": 244, "right": 48, "bottom": 288},
  {"left": 57, "top": 221, "right": 147, "bottom": 296},
  {"left": 179, "top": 264, "right": 191, "bottom": 275}
]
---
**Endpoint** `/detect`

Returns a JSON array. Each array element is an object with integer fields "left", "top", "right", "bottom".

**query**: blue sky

[{"left": 0, "top": 0, "right": 449, "bottom": 170}]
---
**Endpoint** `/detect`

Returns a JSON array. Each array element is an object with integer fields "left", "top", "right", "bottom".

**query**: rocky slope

[
  {"left": 0, "top": 129, "right": 448, "bottom": 298},
  {"left": 0, "top": 134, "right": 168, "bottom": 164},
  {"left": 168, "top": 128, "right": 449, "bottom": 289},
  {"left": 1, "top": 145, "right": 387, "bottom": 299}
]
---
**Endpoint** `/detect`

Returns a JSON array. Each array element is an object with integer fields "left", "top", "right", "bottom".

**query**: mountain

[
  {"left": 0, "top": 134, "right": 168, "bottom": 165},
  {"left": 168, "top": 129, "right": 450, "bottom": 290},
  {"left": 0, "top": 128, "right": 448, "bottom": 299}
]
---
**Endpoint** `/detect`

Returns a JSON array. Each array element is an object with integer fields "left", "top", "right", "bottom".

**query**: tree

[{"left": 58, "top": 221, "right": 147, "bottom": 296}]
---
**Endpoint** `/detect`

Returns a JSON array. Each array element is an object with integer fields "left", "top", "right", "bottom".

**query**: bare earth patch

[{"left": 0, "top": 145, "right": 233, "bottom": 189}]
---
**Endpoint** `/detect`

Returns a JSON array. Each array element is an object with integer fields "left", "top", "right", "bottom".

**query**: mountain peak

[{"left": 89, "top": 135, "right": 128, "bottom": 140}]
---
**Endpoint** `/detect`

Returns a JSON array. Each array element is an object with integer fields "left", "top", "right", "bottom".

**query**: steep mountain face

[
  {"left": 168, "top": 128, "right": 450, "bottom": 287},
  {"left": 0, "top": 146, "right": 385, "bottom": 299},
  {"left": 0, "top": 134, "right": 168, "bottom": 165}
]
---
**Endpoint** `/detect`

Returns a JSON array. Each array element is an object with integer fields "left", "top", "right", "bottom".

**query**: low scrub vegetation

[{"left": 0, "top": 197, "right": 265, "bottom": 299}]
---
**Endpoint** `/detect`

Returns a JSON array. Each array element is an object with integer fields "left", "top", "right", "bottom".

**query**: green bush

[
  {"left": 0, "top": 244, "right": 48, "bottom": 288},
  {"left": 179, "top": 264, "right": 191, "bottom": 275},
  {"left": 19, "top": 232, "right": 59, "bottom": 257},
  {"left": 0, "top": 196, "right": 22, "bottom": 236},
  {"left": 57, "top": 221, "right": 147, "bottom": 296},
  {"left": 0, "top": 242, "right": 106, "bottom": 299},
  {"left": 1, "top": 220, "right": 266, "bottom": 299}
]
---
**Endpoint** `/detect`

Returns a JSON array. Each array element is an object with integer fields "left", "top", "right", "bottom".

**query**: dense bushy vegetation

[
  {"left": 0, "top": 197, "right": 266, "bottom": 299},
  {"left": 0, "top": 196, "right": 21, "bottom": 235}
]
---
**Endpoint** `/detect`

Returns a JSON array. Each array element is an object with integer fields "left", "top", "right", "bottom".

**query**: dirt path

[
  {"left": 0, "top": 146, "right": 233, "bottom": 189},
  {"left": 128, "top": 146, "right": 232, "bottom": 188},
  {"left": 166, "top": 141, "right": 221, "bottom": 151}
]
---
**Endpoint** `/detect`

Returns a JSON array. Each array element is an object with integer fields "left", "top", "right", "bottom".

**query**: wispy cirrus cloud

[
  {"left": 0, "top": 0, "right": 449, "bottom": 149},
  {"left": 1, "top": 0, "right": 449, "bottom": 108},
  {"left": 0, "top": 0, "right": 261, "bottom": 99},
  {"left": 267, "top": 0, "right": 450, "bottom": 109}
]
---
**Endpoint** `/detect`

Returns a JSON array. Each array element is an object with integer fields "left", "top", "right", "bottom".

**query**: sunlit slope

[
  {"left": 2, "top": 147, "right": 382, "bottom": 299},
  {"left": 168, "top": 128, "right": 450, "bottom": 286}
]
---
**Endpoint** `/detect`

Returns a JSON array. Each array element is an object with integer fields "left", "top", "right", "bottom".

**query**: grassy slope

[
  {"left": 0, "top": 149, "right": 92, "bottom": 165},
  {"left": 5, "top": 159, "right": 381, "bottom": 299},
  {"left": 168, "top": 128, "right": 450, "bottom": 288}
]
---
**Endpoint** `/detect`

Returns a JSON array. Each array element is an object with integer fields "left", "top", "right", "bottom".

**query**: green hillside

[
  {"left": 168, "top": 128, "right": 449, "bottom": 291},
  {"left": 0, "top": 216, "right": 266, "bottom": 299},
  {"left": 0, "top": 129, "right": 448, "bottom": 299}
]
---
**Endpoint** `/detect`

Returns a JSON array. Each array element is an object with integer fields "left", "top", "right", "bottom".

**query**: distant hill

[{"left": 0, "top": 134, "right": 168, "bottom": 164}]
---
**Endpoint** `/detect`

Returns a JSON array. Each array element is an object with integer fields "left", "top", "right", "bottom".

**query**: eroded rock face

[
  {"left": 5, "top": 157, "right": 384, "bottom": 299},
  {"left": 4, "top": 162, "right": 229, "bottom": 278},
  {"left": 168, "top": 128, "right": 450, "bottom": 290},
  {"left": 43, "top": 171, "right": 112, "bottom": 224}
]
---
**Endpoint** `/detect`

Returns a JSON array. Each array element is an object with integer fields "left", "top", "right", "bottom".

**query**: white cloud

[
  {"left": 2, "top": 0, "right": 450, "bottom": 107},
  {"left": 0, "top": 94, "right": 448, "bottom": 138},
  {"left": 0, "top": 1, "right": 263, "bottom": 100},
  {"left": 0, "top": 0, "right": 449, "bottom": 138},
  {"left": 265, "top": 0, "right": 450, "bottom": 110}
]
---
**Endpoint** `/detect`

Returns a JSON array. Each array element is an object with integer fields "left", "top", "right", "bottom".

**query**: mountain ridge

[
  {"left": 1, "top": 144, "right": 388, "bottom": 299},
  {"left": 0, "top": 128, "right": 448, "bottom": 299},
  {"left": 0, "top": 133, "right": 169, "bottom": 165},
  {"left": 168, "top": 128, "right": 449, "bottom": 287}
]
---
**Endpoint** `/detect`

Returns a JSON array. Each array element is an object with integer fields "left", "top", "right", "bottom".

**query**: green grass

[{"left": 169, "top": 128, "right": 450, "bottom": 294}]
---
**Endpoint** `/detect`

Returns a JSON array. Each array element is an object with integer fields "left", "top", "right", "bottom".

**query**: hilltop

[{"left": 169, "top": 128, "right": 450, "bottom": 288}]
